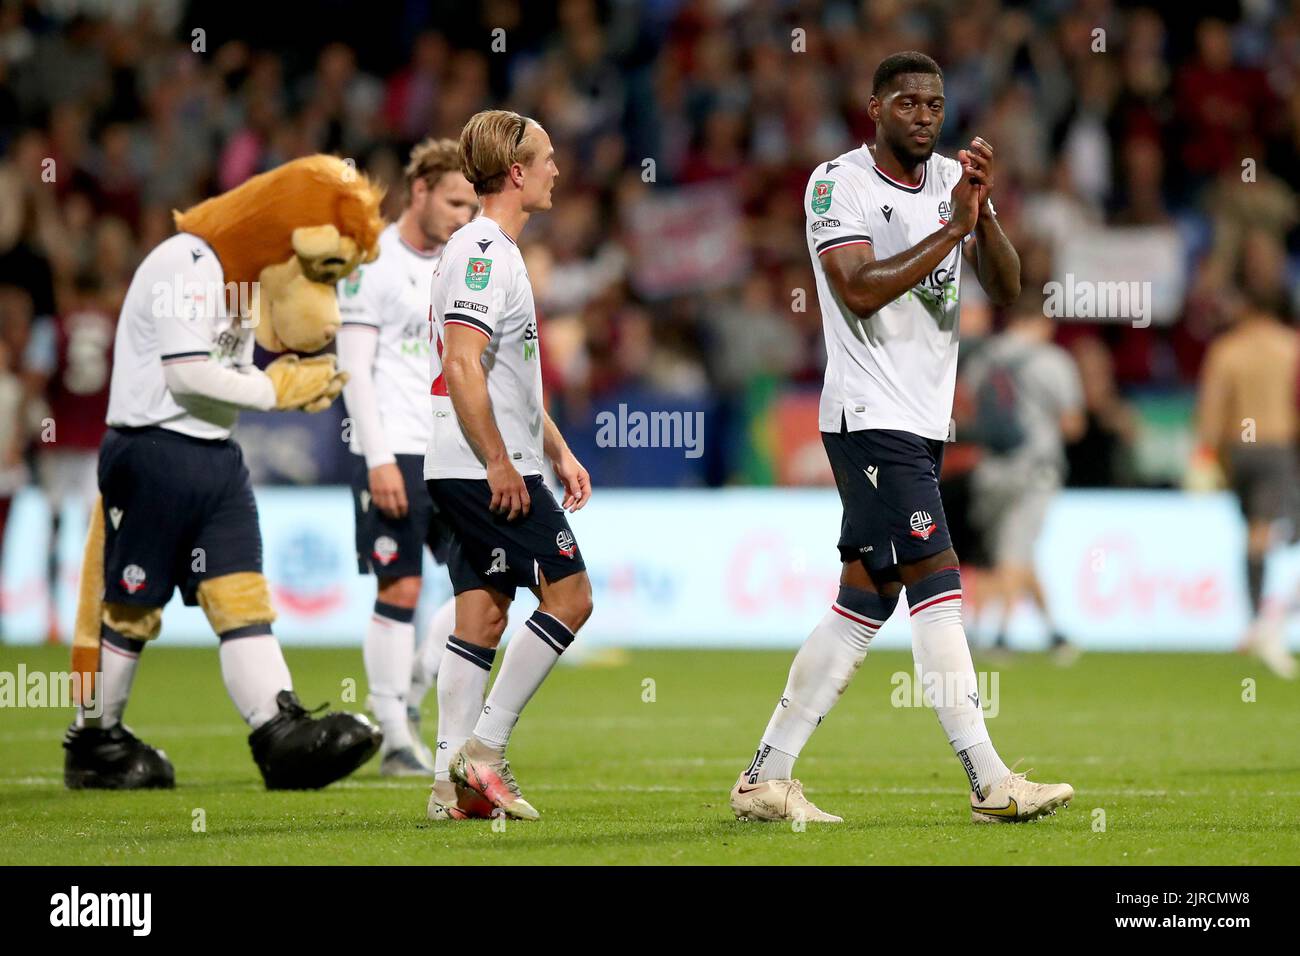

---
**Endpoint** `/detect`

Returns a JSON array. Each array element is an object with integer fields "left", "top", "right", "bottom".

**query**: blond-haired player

[{"left": 424, "top": 111, "right": 593, "bottom": 821}]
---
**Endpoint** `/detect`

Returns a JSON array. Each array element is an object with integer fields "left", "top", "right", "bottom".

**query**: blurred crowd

[{"left": 1, "top": 0, "right": 1299, "bottom": 506}]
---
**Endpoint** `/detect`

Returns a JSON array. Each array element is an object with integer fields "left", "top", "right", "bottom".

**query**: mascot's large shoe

[
  {"left": 63, "top": 724, "right": 176, "bottom": 790},
  {"left": 249, "top": 691, "right": 382, "bottom": 790}
]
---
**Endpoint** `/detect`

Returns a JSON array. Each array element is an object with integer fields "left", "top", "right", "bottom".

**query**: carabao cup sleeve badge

[
  {"left": 465, "top": 257, "right": 493, "bottom": 291},
  {"left": 811, "top": 180, "right": 835, "bottom": 215}
]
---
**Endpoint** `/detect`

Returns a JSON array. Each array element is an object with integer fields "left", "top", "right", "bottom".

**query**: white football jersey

[
  {"left": 806, "top": 145, "right": 968, "bottom": 441},
  {"left": 338, "top": 223, "right": 442, "bottom": 457},
  {"left": 106, "top": 232, "right": 257, "bottom": 440},
  {"left": 424, "top": 215, "right": 544, "bottom": 481}
]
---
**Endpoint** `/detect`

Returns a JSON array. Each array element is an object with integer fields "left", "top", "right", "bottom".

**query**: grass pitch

[{"left": 1, "top": 644, "right": 1297, "bottom": 865}]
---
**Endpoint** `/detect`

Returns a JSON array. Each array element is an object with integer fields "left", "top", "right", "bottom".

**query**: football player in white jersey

[
  {"left": 422, "top": 110, "right": 593, "bottom": 821},
  {"left": 337, "top": 140, "right": 478, "bottom": 776},
  {"left": 731, "top": 52, "right": 1074, "bottom": 824}
]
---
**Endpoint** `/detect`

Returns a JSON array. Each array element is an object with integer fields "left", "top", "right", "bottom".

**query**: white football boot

[
  {"left": 730, "top": 774, "right": 843, "bottom": 823},
  {"left": 971, "top": 770, "right": 1073, "bottom": 823},
  {"left": 449, "top": 737, "right": 540, "bottom": 821}
]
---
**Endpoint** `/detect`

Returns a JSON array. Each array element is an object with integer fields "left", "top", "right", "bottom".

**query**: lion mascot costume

[{"left": 64, "top": 156, "right": 388, "bottom": 790}]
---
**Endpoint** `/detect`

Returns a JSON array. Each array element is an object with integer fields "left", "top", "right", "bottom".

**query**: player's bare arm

[
  {"left": 821, "top": 165, "right": 981, "bottom": 319},
  {"left": 543, "top": 411, "right": 591, "bottom": 512},
  {"left": 441, "top": 323, "right": 530, "bottom": 520},
  {"left": 959, "top": 137, "right": 1021, "bottom": 305}
]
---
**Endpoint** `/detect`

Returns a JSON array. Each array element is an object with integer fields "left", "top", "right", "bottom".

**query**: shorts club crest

[
  {"left": 372, "top": 536, "right": 399, "bottom": 566},
  {"left": 121, "top": 564, "right": 147, "bottom": 594},
  {"left": 556, "top": 530, "right": 576, "bottom": 558}
]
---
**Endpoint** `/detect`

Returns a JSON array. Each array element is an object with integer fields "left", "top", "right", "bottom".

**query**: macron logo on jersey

[{"left": 476, "top": 239, "right": 493, "bottom": 253}]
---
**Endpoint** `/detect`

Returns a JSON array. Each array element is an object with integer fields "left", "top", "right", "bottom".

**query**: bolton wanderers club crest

[
  {"left": 373, "top": 535, "right": 399, "bottom": 566},
  {"left": 121, "top": 564, "right": 147, "bottom": 594},
  {"left": 556, "top": 530, "right": 577, "bottom": 558},
  {"left": 909, "top": 510, "right": 936, "bottom": 540}
]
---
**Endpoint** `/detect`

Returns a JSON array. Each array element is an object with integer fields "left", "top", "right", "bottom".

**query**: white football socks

[
  {"left": 409, "top": 595, "right": 454, "bottom": 715},
  {"left": 474, "top": 610, "right": 574, "bottom": 751},
  {"left": 218, "top": 630, "right": 292, "bottom": 729},
  {"left": 364, "top": 601, "right": 416, "bottom": 750},
  {"left": 80, "top": 629, "right": 144, "bottom": 729},
  {"left": 747, "top": 586, "right": 893, "bottom": 783},
  {"left": 436, "top": 635, "right": 496, "bottom": 780},
  {"left": 907, "top": 567, "right": 1010, "bottom": 799}
]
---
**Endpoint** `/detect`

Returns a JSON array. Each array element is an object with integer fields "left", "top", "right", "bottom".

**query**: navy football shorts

[
  {"left": 352, "top": 453, "right": 453, "bottom": 576},
  {"left": 426, "top": 474, "right": 586, "bottom": 600},
  {"left": 821, "top": 423, "right": 953, "bottom": 571},
  {"left": 98, "top": 426, "right": 263, "bottom": 607}
]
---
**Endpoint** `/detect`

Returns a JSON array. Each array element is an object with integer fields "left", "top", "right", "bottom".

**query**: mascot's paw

[
  {"left": 249, "top": 690, "right": 382, "bottom": 790},
  {"left": 302, "top": 368, "right": 348, "bottom": 413},
  {"left": 265, "top": 354, "right": 348, "bottom": 412},
  {"left": 63, "top": 723, "right": 176, "bottom": 790}
]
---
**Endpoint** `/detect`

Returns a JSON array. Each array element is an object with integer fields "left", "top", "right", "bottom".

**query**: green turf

[{"left": 1, "top": 644, "right": 1297, "bottom": 864}]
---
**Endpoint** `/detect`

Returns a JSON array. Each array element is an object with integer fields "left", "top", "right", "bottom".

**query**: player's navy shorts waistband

[{"left": 106, "top": 424, "right": 234, "bottom": 448}]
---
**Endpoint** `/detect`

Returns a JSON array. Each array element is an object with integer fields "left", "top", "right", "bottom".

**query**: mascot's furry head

[{"left": 173, "top": 155, "right": 385, "bottom": 353}]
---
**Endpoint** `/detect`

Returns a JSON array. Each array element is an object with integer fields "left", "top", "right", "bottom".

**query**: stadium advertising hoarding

[{"left": 0, "top": 487, "right": 1286, "bottom": 650}]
